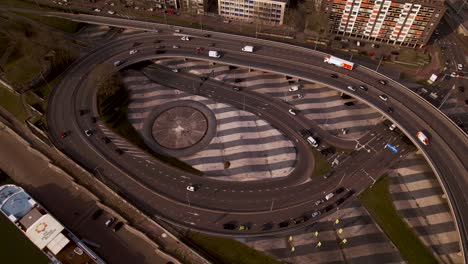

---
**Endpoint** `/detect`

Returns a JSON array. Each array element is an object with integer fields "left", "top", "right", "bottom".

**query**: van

[
  {"left": 325, "top": 193, "right": 334, "bottom": 200},
  {"left": 241, "top": 45, "right": 254, "bottom": 53},
  {"left": 208, "top": 50, "right": 221, "bottom": 58},
  {"left": 306, "top": 136, "right": 318, "bottom": 148},
  {"left": 289, "top": 85, "right": 301, "bottom": 91}
]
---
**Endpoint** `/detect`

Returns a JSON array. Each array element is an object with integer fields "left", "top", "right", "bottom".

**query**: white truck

[
  {"left": 289, "top": 84, "right": 301, "bottom": 91},
  {"left": 306, "top": 136, "right": 319, "bottom": 148},
  {"left": 208, "top": 50, "right": 221, "bottom": 58},
  {"left": 241, "top": 45, "right": 254, "bottom": 53},
  {"left": 324, "top": 55, "right": 354, "bottom": 70}
]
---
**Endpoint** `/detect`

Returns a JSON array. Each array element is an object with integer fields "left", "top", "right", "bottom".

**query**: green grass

[
  {"left": 0, "top": 84, "right": 27, "bottom": 121},
  {"left": 15, "top": 12, "right": 82, "bottom": 33},
  {"left": 0, "top": 32, "right": 10, "bottom": 57},
  {"left": 33, "top": 76, "right": 57, "bottom": 100},
  {"left": 0, "top": 0, "right": 55, "bottom": 11},
  {"left": 185, "top": 233, "right": 282, "bottom": 264},
  {"left": 3, "top": 56, "right": 42, "bottom": 86},
  {"left": 397, "top": 48, "right": 430, "bottom": 65},
  {"left": 359, "top": 176, "right": 438, "bottom": 264},
  {"left": 311, "top": 150, "right": 332, "bottom": 178}
]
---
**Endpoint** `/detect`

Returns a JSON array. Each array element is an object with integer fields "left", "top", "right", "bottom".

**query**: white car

[
  {"left": 172, "top": 45, "right": 180, "bottom": 49},
  {"left": 186, "top": 185, "right": 198, "bottom": 192},
  {"left": 107, "top": 10, "right": 116, "bottom": 15},
  {"left": 180, "top": 36, "right": 190, "bottom": 41},
  {"left": 84, "top": 130, "right": 92, "bottom": 137},
  {"left": 129, "top": 49, "right": 138, "bottom": 55},
  {"left": 171, "top": 69, "right": 179, "bottom": 73},
  {"left": 93, "top": 8, "right": 101, "bottom": 12},
  {"left": 379, "top": 94, "right": 388, "bottom": 102},
  {"left": 288, "top": 109, "right": 297, "bottom": 116},
  {"left": 347, "top": 86, "right": 356, "bottom": 92},
  {"left": 389, "top": 123, "right": 396, "bottom": 131},
  {"left": 457, "top": 64, "right": 463, "bottom": 71},
  {"left": 113, "top": 60, "right": 123, "bottom": 67},
  {"left": 450, "top": 72, "right": 457, "bottom": 77}
]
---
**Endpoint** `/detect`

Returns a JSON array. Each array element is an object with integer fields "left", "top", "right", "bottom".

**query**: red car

[{"left": 59, "top": 131, "right": 67, "bottom": 138}]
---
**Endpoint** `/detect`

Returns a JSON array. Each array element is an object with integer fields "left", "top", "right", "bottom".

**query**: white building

[{"left": 218, "top": 0, "right": 287, "bottom": 25}]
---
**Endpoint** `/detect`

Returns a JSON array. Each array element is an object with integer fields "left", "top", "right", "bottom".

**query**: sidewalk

[{"left": 0, "top": 106, "right": 210, "bottom": 264}]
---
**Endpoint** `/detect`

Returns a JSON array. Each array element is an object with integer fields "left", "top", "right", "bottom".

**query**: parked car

[
  {"left": 315, "top": 198, "right": 325, "bottom": 206},
  {"left": 359, "top": 85, "right": 368, "bottom": 91},
  {"left": 105, "top": 217, "right": 115, "bottom": 227},
  {"left": 379, "top": 94, "right": 388, "bottom": 101},
  {"left": 186, "top": 184, "right": 199, "bottom": 192},
  {"left": 180, "top": 36, "right": 190, "bottom": 41},
  {"left": 129, "top": 49, "right": 138, "bottom": 55},
  {"left": 112, "top": 222, "right": 124, "bottom": 232},
  {"left": 311, "top": 211, "right": 321, "bottom": 218},
  {"left": 223, "top": 223, "right": 237, "bottom": 230},
  {"left": 331, "top": 74, "right": 338, "bottom": 78},
  {"left": 279, "top": 220, "right": 290, "bottom": 228},
  {"left": 293, "top": 216, "right": 308, "bottom": 224},
  {"left": 378, "top": 80, "right": 387, "bottom": 85},
  {"left": 91, "top": 209, "right": 103, "bottom": 220}
]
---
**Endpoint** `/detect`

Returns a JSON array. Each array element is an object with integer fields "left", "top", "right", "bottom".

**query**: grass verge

[
  {"left": 0, "top": 84, "right": 27, "bottom": 121},
  {"left": 185, "top": 232, "right": 282, "bottom": 264},
  {"left": 311, "top": 150, "right": 332, "bottom": 178},
  {"left": 97, "top": 75, "right": 202, "bottom": 175},
  {"left": 359, "top": 176, "right": 438, "bottom": 264},
  {"left": 15, "top": 12, "right": 82, "bottom": 33}
]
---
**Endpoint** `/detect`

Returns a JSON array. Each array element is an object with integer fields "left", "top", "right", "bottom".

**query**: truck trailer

[{"left": 324, "top": 55, "right": 354, "bottom": 70}]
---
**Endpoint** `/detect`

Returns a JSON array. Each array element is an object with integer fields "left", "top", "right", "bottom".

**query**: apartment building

[
  {"left": 323, "top": 0, "right": 445, "bottom": 47},
  {"left": 218, "top": 0, "right": 287, "bottom": 25}
]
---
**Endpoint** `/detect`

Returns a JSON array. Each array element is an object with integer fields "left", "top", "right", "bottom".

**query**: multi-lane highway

[{"left": 44, "top": 13, "right": 468, "bottom": 261}]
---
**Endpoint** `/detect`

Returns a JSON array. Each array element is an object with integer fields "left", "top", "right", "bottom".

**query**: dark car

[
  {"left": 112, "top": 222, "right": 124, "bottom": 232},
  {"left": 293, "top": 216, "right": 308, "bottom": 224},
  {"left": 331, "top": 74, "right": 339, "bottom": 78},
  {"left": 208, "top": 43, "right": 215, "bottom": 47},
  {"left": 155, "top": 50, "right": 166, "bottom": 54},
  {"left": 343, "top": 190, "right": 355, "bottom": 199},
  {"left": 234, "top": 78, "right": 242, "bottom": 83},
  {"left": 200, "top": 76, "right": 208, "bottom": 81},
  {"left": 279, "top": 220, "right": 290, "bottom": 228},
  {"left": 262, "top": 222, "right": 274, "bottom": 231},
  {"left": 344, "top": 102, "right": 355, "bottom": 106},
  {"left": 132, "top": 42, "right": 143, "bottom": 47},
  {"left": 324, "top": 204, "right": 334, "bottom": 212},
  {"left": 334, "top": 187, "right": 346, "bottom": 194},
  {"left": 153, "top": 39, "right": 161, "bottom": 43},
  {"left": 335, "top": 198, "right": 345, "bottom": 206},
  {"left": 203, "top": 34, "right": 211, "bottom": 37},
  {"left": 379, "top": 80, "right": 387, "bottom": 85},
  {"left": 223, "top": 223, "right": 237, "bottom": 230},
  {"left": 91, "top": 209, "right": 103, "bottom": 220},
  {"left": 102, "top": 137, "right": 111, "bottom": 144},
  {"left": 115, "top": 149, "right": 124, "bottom": 155},
  {"left": 387, "top": 107, "right": 394, "bottom": 113},
  {"left": 459, "top": 86, "right": 465, "bottom": 93}
]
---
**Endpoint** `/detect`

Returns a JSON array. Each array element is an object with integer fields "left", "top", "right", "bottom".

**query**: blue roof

[{"left": 0, "top": 185, "right": 35, "bottom": 220}]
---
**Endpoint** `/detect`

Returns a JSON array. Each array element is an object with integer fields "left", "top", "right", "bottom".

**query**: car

[
  {"left": 132, "top": 42, "right": 142, "bottom": 47},
  {"left": 323, "top": 171, "right": 333, "bottom": 179},
  {"left": 343, "top": 190, "right": 355, "bottom": 199},
  {"left": 238, "top": 225, "right": 249, "bottom": 231},
  {"left": 200, "top": 76, "right": 208, "bottom": 81},
  {"left": 91, "top": 209, "right": 103, "bottom": 220},
  {"left": 324, "top": 204, "right": 334, "bottom": 212},
  {"left": 234, "top": 78, "right": 242, "bottom": 83},
  {"left": 174, "top": 29, "right": 181, "bottom": 33},
  {"left": 347, "top": 86, "right": 356, "bottom": 91},
  {"left": 203, "top": 34, "right": 211, "bottom": 37},
  {"left": 156, "top": 45, "right": 165, "bottom": 49},
  {"left": 155, "top": 50, "right": 166, "bottom": 54},
  {"left": 105, "top": 217, "right": 115, "bottom": 227},
  {"left": 115, "top": 148, "right": 124, "bottom": 155},
  {"left": 325, "top": 192, "right": 334, "bottom": 200},
  {"left": 315, "top": 198, "right": 325, "bottom": 206},
  {"left": 93, "top": 8, "right": 101, "bottom": 12},
  {"left": 387, "top": 107, "right": 394, "bottom": 113},
  {"left": 59, "top": 131, "right": 67, "bottom": 138},
  {"left": 102, "top": 137, "right": 111, "bottom": 144},
  {"left": 379, "top": 94, "right": 388, "bottom": 101},
  {"left": 416, "top": 131, "right": 429, "bottom": 145},
  {"left": 293, "top": 216, "right": 308, "bottom": 224},
  {"left": 232, "top": 87, "right": 241, "bottom": 91},
  {"left": 292, "top": 94, "right": 303, "bottom": 99},
  {"left": 107, "top": 10, "right": 116, "bottom": 15},
  {"left": 389, "top": 123, "right": 396, "bottom": 131},
  {"left": 171, "top": 68, "right": 179, "bottom": 73},
  {"left": 288, "top": 109, "right": 297, "bottom": 116},
  {"left": 84, "top": 130, "right": 92, "bottom": 137},
  {"left": 334, "top": 187, "right": 346, "bottom": 194},
  {"left": 186, "top": 184, "right": 199, "bottom": 192},
  {"left": 180, "top": 36, "right": 190, "bottom": 41},
  {"left": 153, "top": 39, "right": 161, "bottom": 43},
  {"left": 459, "top": 86, "right": 465, "bottom": 93},
  {"left": 335, "top": 198, "right": 345, "bottom": 206},
  {"left": 331, "top": 74, "right": 338, "bottom": 78},
  {"left": 278, "top": 220, "right": 290, "bottom": 228},
  {"left": 457, "top": 64, "right": 463, "bottom": 71},
  {"left": 129, "top": 49, "right": 138, "bottom": 55},
  {"left": 196, "top": 47, "right": 205, "bottom": 54},
  {"left": 378, "top": 80, "right": 387, "bottom": 85},
  {"left": 344, "top": 102, "right": 355, "bottom": 106},
  {"left": 289, "top": 85, "right": 301, "bottom": 91},
  {"left": 207, "top": 43, "right": 215, "bottom": 47},
  {"left": 359, "top": 85, "right": 368, "bottom": 91},
  {"left": 172, "top": 45, "right": 180, "bottom": 49},
  {"left": 112, "top": 222, "right": 124, "bottom": 232},
  {"left": 223, "top": 19, "right": 231, "bottom": 24},
  {"left": 113, "top": 60, "right": 123, "bottom": 67},
  {"left": 311, "top": 211, "right": 321, "bottom": 218},
  {"left": 223, "top": 223, "right": 237, "bottom": 230}
]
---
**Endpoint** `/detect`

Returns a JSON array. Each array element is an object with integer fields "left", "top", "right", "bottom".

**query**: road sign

[{"left": 385, "top": 143, "right": 398, "bottom": 153}]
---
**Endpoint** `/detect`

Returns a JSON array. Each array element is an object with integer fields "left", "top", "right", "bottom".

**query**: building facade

[
  {"left": 218, "top": 0, "right": 287, "bottom": 25},
  {"left": 322, "top": 0, "right": 445, "bottom": 47}
]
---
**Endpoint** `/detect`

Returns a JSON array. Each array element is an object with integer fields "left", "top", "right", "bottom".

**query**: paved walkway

[{"left": 0, "top": 107, "right": 209, "bottom": 264}]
